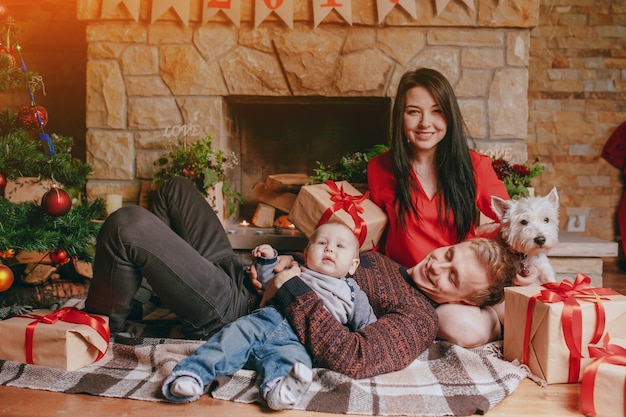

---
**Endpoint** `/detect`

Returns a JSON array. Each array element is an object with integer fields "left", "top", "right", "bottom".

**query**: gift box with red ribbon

[
  {"left": 0, "top": 307, "right": 110, "bottom": 371},
  {"left": 503, "top": 274, "right": 626, "bottom": 384},
  {"left": 581, "top": 335, "right": 626, "bottom": 417},
  {"left": 288, "top": 180, "right": 387, "bottom": 251}
]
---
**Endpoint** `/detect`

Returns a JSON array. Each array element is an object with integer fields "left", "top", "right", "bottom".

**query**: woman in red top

[{"left": 368, "top": 68, "right": 511, "bottom": 347}]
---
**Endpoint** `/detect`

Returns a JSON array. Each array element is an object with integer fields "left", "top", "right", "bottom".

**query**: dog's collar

[{"left": 501, "top": 238, "right": 530, "bottom": 277}]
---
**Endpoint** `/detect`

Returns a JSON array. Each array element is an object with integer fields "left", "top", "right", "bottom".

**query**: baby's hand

[{"left": 252, "top": 244, "right": 274, "bottom": 259}]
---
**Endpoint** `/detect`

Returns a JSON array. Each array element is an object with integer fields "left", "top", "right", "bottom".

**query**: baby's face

[{"left": 304, "top": 224, "right": 360, "bottom": 278}]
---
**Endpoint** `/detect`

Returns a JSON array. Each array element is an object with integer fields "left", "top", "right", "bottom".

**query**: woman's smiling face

[{"left": 402, "top": 85, "right": 448, "bottom": 154}]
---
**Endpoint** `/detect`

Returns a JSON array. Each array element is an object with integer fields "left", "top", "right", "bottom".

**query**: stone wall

[
  {"left": 76, "top": 0, "right": 538, "bottom": 209},
  {"left": 527, "top": 1, "right": 626, "bottom": 242}
]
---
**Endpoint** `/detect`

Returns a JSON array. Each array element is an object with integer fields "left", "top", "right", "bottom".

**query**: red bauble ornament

[
  {"left": 50, "top": 248, "right": 69, "bottom": 265},
  {"left": 42, "top": 187, "right": 72, "bottom": 217},
  {"left": 17, "top": 105, "right": 48, "bottom": 130},
  {"left": 0, "top": 264, "right": 14, "bottom": 292},
  {"left": 0, "top": 172, "right": 6, "bottom": 194}
]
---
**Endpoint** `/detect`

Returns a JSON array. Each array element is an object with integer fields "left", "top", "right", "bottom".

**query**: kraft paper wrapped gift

[
  {"left": 503, "top": 275, "right": 626, "bottom": 384},
  {"left": 0, "top": 307, "right": 110, "bottom": 371},
  {"left": 288, "top": 180, "right": 387, "bottom": 251},
  {"left": 580, "top": 336, "right": 626, "bottom": 417}
]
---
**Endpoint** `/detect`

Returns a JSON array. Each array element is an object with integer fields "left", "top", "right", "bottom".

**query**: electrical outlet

[{"left": 567, "top": 215, "right": 586, "bottom": 232}]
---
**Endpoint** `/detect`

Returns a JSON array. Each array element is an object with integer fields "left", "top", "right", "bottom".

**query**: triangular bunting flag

[
  {"left": 461, "top": 0, "right": 476, "bottom": 11},
  {"left": 151, "top": 0, "right": 191, "bottom": 26},
  {"left": 435, "top": 0, "right": 450, "bottom": 15},
  {"left": 101, "top": 0, "right": 141, "bottom": 21},
  {"left": 203, "top": 0, "right": 242, "bottom": 27},
  {"left": 377, "top": 0, "right": 417, "bottom": 23},
  {"left": 436, "top": 0, "right": 475, "bottom": 15},
  {"left": 313, "top": 0, "right": 352, "bottom": 28},
  {"left": 255, "top": 0, "right": 293, "bottom": 29}
]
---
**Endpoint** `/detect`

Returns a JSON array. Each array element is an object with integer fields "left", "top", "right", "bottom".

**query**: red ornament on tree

[
  {"left": 0, "top": 172, "right": 6, "bottom": 195},
  {"left": 50, "top": 248, "right": 69, "bottom": 265},
  {"left": 42, "top": 187, "right": 72, "bottom": 217},
  {"left": 0, "top": 264, "right": 14, "bottom": 292},
  {"left": 17, "top": 105, "right": 48, "bottom": 130}
]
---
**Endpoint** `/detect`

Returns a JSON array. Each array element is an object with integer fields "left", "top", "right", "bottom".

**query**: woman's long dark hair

[{"left": 390, "top": 68, "right": 476, "bottom": 242}]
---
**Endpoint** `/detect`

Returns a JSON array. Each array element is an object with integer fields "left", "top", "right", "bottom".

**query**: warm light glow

[
  {"left": 240, "top": 220, "right": 250, "bottom": 227},
  {"left": 288, "top": 223, "right": 295, "bottom": 229}
]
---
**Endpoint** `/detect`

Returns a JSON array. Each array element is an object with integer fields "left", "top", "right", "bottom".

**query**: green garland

[{"left": 309, "top": 144, "right": 389, "bottom": 185}]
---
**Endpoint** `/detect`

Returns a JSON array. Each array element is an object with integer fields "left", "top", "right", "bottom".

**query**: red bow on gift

[
  {"left": 19, "top": 307, "right": 110, "bottom": 365},
  {"left": 522, "top": 274, "right": 619, "bottom": 383},
  {"left": 317, "top": 180, "right": 368, "bottom": 247},
  {"left": 581, "top": 334, "right": 626, "bottom": 416}
]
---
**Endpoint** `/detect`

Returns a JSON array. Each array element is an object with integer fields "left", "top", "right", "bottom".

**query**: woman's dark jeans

[{"left": 85, "top": 177, "right": 251, "bottom": 338}]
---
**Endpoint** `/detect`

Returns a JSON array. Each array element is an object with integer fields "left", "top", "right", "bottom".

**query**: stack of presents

[
  {"left": 1, "top": 176, "right": 625, "bottom": 417},
  {"left": 504, "top": 276, "right": 626, "bottom": 417}
]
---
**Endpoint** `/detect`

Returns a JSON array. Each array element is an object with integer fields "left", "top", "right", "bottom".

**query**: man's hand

[
  {"left": 249, "top": 254, "right": 295, "bottom": 293},
  {"left": 260, "top": 261, "right": 301, "bottom": 307}
]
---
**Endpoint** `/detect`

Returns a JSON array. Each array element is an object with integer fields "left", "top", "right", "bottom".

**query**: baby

[{"left": 162, "top": 222, "right": 377, "bottom": 409}]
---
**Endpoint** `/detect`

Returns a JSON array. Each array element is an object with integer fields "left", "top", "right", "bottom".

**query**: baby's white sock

[
  {"left": 266, "top": 362, "right": 313, "bottom": 410},
  {"left": 170, "top": 375, "right": 203, "bottom": 397}
]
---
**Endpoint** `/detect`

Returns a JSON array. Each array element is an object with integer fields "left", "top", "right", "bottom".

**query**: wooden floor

[{"left": 1, "top": 258, "right": 625, "bottom": 417}]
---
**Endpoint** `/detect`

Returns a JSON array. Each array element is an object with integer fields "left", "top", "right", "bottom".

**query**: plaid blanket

[{"left": 0, "top": 337, "right": 528, "bottom": 416}]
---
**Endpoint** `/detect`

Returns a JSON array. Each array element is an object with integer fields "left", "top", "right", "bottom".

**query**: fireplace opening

[{"left": 227, "top": 96, "right": 392, "bottom": 220}]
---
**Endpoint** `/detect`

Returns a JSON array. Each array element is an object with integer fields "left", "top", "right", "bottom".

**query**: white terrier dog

[{"left": 491, "top": 187, "right": 560, "bottom": 284}]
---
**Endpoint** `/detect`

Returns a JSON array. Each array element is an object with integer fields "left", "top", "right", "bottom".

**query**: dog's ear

[
  {"left": 546, "top": 187, "right": 559, "bottom": 207},
  {"left": 490, "top": 195, "right": 510, "bottom": 219}
]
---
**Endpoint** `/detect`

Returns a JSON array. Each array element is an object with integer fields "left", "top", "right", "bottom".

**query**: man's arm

[
  {"left": 273, "top": 251, "right": 439, "bottom": 380},
  {"left": 436, "top": 303, "right": 502, "bottom": 347}
]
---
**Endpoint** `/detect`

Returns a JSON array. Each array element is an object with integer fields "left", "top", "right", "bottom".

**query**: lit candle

[
  {"left": 288, "top": 223, "right": 295, "bottom": 229},
  {"left": 240, "top": 220, "right": 250, "bottom": 227}
]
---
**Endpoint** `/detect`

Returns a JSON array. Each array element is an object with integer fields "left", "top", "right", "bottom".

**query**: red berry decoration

[
  {"left": 42, "top": 187, "right": 72, "bottom": 217},
  {"left": 17, "top": 105, "right": 48, "bottom": 130},
  {"left": 0, "top": 264, "right": 14, "bottom": 293},
  {"left": 50, "top": 248, "right": 69, "bottom": 265}
]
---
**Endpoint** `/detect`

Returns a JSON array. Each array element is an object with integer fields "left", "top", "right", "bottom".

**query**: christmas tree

[{"left": 0, "top": 10, "right": 104, "bottom": 271}]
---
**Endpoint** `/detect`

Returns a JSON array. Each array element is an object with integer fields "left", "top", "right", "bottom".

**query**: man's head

[
  {"left": 407, "top": 238, "right": 516, "bottom": 307},
  {"left": 304, "top": 222, "right": 360, "bottom": 279}
]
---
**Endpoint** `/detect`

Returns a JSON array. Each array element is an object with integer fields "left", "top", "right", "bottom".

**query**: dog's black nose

[{"left": 535, "top": 236, "right": 546, "bottom": 246}]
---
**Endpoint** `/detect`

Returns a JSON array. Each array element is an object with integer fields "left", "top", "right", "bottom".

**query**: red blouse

[{"left": 367, "top": 150, "right": 509, "bottom": 267}]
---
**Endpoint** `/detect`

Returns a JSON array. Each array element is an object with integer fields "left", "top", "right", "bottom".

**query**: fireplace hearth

[{"left": 228, "top": 96, "right": 391, "bottom": 208}]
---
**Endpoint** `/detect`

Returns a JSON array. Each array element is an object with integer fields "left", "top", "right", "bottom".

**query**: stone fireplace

[{"left": 77, "top": 0, "right": 539, "bottom": 215}]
